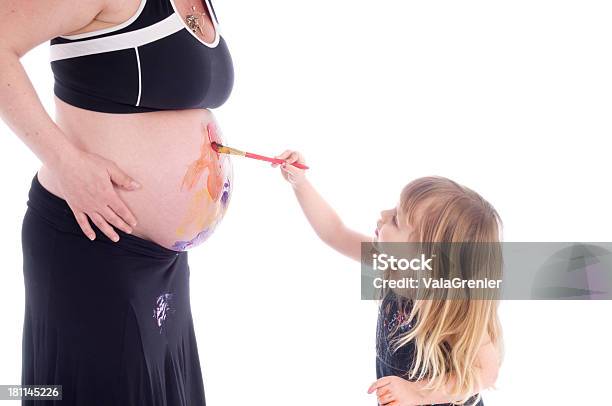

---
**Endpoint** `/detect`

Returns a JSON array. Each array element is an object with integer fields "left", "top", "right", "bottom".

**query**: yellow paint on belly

[
  {"left": 175, "top": 122, "right": 227, "bottom": 238},
  {"left": 176, "top": 187, "right": 221, "bottom": 237}
]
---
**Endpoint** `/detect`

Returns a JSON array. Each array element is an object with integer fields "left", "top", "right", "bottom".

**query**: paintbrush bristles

[{"left": 212, "top": 142, "right": 246, "bottom": 156}]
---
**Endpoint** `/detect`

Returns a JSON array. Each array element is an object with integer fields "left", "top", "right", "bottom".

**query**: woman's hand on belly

[
  {"left": 54, "top": 103, "right": 232, "bottom": 251},
  {"left": 52, "top": 145, "right": 141, "bottom": 242}
]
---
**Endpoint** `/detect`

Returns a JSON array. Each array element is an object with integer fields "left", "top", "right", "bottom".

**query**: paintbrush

[{"left": 211, "top": 142, "right": 310, "bottom": 170}]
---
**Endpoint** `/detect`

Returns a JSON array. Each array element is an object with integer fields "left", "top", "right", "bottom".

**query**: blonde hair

[{"left": 387, "top": 176, "right": 504, "bottom": 405}]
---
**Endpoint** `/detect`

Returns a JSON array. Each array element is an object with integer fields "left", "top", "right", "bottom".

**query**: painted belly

[{"left": 170, "top": 121, "right": 232, "bottom": 251}]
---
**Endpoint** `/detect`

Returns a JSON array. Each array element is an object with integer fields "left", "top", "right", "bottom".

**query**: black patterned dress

[{"left": 375, "top": 290, "right": 484, "bottom": 406}]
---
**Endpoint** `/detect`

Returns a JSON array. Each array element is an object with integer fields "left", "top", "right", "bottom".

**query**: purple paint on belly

[
  {"left": 221, "top": 190, "right": 229, "bottom": 207},
  {"left": 171, "top": 227, "right": 214, "bottom": 251},
  {"left": 221, "top": 179, "right": 231, "bottom": 207},
  {"left": 172, "top": 174, "right": 232, "bottom": 251}
]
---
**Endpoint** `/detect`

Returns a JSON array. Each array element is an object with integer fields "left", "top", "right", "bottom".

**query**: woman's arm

[
  {"left": 275, "top": 150, "right": 371, "bottom": 263},
  {"left": 369, "top": 334, "right": 501, "bottom": 405},
  {"left": 0, "top": 0, "right": 106, "bottom": 167},
  {"left": 0, "top": 0, "right": 142, "bottom": 242}
]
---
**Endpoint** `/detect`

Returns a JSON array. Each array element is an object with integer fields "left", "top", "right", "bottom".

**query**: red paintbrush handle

[{"left": 245, "top": 152, "right": 310, "bottom": 170}]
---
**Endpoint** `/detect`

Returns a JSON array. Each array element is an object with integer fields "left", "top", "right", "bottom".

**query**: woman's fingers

[
  {"left": 107, "top": 162, "right": 141, "bottom": 190},
  {"left": 72, "top": 208, "right": 96, "bottom": 241},
  {"left": 57, "top": 151, "right": 141, "bottom": 242},
  {"left": 89, "top": 211, "right": 120, "bottom": 242},
  {"left": 101, "top": 205, "right": 133, "bottom": 234},
  {"left": 108, "top": 195, "right": 138, "bottom": 228},
  {"left": 71, "top": 197, "right": 135, "bottom": 242}
]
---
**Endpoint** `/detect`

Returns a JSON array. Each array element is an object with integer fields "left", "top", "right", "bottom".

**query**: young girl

[{"left": 273, "top": 151, "right": 503, "bottom": 406}]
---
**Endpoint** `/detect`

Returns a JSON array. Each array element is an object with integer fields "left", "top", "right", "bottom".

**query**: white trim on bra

[
  {"left": 50, "top": 13, "right": 186, "bottom": 62},
  {"left": 60, "top": 0, "right": 148, "bottom": 40},
  {"left": 134, "top": 47, "right": 142, "bottom": 106}
]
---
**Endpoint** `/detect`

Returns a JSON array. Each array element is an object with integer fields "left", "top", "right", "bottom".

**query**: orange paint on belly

[
  {"left": 176, "top": 188, "right": 221, "bottom": 237},
  {"left": 181, "top": 122, "right": 224, "bottom": 201},
  {"left": 176, "top": 122, "right": 229, "bottom": 239}
]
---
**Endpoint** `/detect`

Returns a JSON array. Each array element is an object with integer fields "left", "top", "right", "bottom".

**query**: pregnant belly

[{"left": 40, "top": 99, "right": 233, "bottom": 251}]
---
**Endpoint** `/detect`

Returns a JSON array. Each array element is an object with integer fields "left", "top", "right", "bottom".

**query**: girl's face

[{"left": 375, "top": 202, "right": 416, "bottom": 243}]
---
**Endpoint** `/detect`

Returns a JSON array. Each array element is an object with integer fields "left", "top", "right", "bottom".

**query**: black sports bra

[{"left": 49, "top": 0, "right": 234, "bottom": 113}]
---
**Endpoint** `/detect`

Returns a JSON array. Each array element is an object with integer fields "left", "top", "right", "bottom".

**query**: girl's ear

[
  {"left": 402, "top": 213, "right": 417, "bottom": 239},
  {"left": 405, "top": 226, "right": 417, "bottom": 243}
]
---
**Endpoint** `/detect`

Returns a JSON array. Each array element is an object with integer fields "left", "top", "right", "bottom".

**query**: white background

[{"left": 1, "top": 0, "right": 611, "bottom": 404}]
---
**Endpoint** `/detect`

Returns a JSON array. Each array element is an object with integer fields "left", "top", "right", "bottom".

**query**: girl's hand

[
  {"left": 52, "top": 146, "right": 141, "bottom": 242},
  {"left": 272, "top": 150, "right": 307, "bottom": 188},
  {"left": 368, "top": 376, "right": 420, "bottom": 406}
]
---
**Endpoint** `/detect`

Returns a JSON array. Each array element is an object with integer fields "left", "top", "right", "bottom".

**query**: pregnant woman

[{"left": 0, "top": 0, "right": 233, "bottom": 404}]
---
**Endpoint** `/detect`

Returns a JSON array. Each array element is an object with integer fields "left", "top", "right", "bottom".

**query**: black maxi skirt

[{"left": 20, "top": 172, "right": 206, "bottom": 406}]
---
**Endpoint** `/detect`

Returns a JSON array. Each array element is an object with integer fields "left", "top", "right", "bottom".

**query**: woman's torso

[
  {"left": 376, "top": 289, "right": 484, "bottom": 406},
  {"left": 39, "top": 0, "right": 234, "bottom": 251}
]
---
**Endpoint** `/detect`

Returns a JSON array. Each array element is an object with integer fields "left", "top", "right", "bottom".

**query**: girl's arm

[
  {"left": 369, "top": 333, "right": 501, "bottom": 405},
  {"left": 275, "top": 150, "right": 371, "bottom": 263}
]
